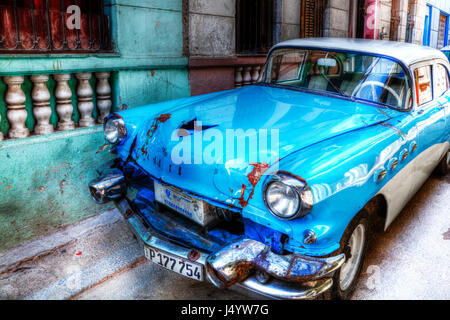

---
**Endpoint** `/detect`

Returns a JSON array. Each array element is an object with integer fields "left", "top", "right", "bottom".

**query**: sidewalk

[
  {"left": 0, "top": 208, "right": 245, "bottom": 300},
  {"left": 0, "top": 174, "right": 449, "bottom": 300}
]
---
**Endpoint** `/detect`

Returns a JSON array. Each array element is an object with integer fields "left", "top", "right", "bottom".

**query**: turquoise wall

[{"left": 0, "top": 0, "right": 189, "bottom": 252}]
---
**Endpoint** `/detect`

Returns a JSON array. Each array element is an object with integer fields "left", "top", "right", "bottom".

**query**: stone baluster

[
  {"left": 251, "top": 65, "right": 261, "bottom": 84},
  {"left": 242, "top": 66, "right": 252, "bottom": 86},
  {"left": 4, "top": 76, "right": 29, "bottom": 139},
  {"left": 95, "top": 72, "right": 112, "bottom": 123},
  {"left": 235, "top": 67, "right": 243, "bottom": 88},
  {"left": 75, "top": 72, "right": 95, "bottom": 127},
  {"left": 54, "top": 74, "right": 75, "bottom": 131},
  {"left": 30, "top": 75, "right": 53, "bottom": 135}
]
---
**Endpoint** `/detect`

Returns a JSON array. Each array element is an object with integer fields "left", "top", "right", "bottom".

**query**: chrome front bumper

[{"left": 114, "top": 198, "right": 345, "bottom": 300}]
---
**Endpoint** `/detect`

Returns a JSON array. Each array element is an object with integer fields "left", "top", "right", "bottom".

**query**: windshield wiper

[{"left": 318, "top": 70, "right": 355, "bottom": 102}]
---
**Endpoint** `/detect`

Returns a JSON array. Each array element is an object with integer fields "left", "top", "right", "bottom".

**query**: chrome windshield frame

[{"left": 260, "top": 46, "right": 417, "bottom": 112}]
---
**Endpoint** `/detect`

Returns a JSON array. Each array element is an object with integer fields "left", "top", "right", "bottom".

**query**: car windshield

[{"left": 261, "top": 48, "right": 412, "bottom": 110}]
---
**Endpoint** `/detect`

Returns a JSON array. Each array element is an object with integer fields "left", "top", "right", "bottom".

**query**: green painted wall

[{"left": 0, "top": 0, "right": 189, "bottom": 252}]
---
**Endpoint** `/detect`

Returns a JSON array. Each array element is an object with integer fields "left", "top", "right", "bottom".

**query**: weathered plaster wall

[
  {"left": 379, "top": 0, "right": 393, "bottom": 40},
  {"left": 391, "top": 0, "right": 409, "bottom": 42},
  {"left": 280, "top": 0, "right": 301, "bottom": 41},
  {"left": 324, "top": 0, "right": 351, "bottom": 38},
  {"left": 188, "top": 0, "right": 236, "bottom": 57},
  {"left": 0, "top": 0, "right": 190, "bottom": 252}
]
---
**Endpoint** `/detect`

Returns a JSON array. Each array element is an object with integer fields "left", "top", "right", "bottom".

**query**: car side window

[
  {"left": 414, "top": 65, "right": 433, "bottom": 105},
  {"left": 434, "top": 64, "right": 449, "bottom": 97}
]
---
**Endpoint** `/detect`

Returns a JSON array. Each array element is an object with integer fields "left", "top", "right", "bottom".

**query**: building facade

[
  {"left": 186, "top": 0, "right": 450, "bottom": 96},
  {"left": 0, "top": 0, "right": 190, "bottom": 252}
]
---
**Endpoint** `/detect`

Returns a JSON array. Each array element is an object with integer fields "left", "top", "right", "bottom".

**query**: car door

[
  {"left": 434, "top": 62, "right": 450, "bottom": 142},
  {"left": 410, "top": 62, "right": 447, "bottom": 187}
]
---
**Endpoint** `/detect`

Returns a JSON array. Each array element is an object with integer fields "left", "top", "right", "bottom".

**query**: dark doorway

[{"left": 349, "top": 0, "right": 366, "bottom": 38}]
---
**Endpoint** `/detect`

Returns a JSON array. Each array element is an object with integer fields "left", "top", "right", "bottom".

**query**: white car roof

[{"left": 271, "top": 38, "right": 447, "bottom": 67}]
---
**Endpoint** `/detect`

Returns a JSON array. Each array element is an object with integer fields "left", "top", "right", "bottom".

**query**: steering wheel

[{"left": 352, "top": 81, "right": 401, "bottom": 106}]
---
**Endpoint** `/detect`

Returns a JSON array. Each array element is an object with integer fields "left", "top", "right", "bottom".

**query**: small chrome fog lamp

[{"left": 104, "top": 114, "right": 126, "bottom": 144}]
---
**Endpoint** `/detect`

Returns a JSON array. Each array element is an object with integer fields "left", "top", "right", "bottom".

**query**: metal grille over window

[
  {"left": 0, "top": 0, "right": 113, "bottom": 53},
  {"left": 236, "top": 0, "right": 273, "bottom": 55}
]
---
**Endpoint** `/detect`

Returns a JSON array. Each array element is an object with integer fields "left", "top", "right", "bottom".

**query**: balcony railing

[
  {"left": 234, "top": 64, "right": 265, "bottom": 88},
  {"left": 0, "top": 71, "right": 112, "bottom": 141},
  {"left": 0, "top": 0, "right": 112, "bottom": 53}
]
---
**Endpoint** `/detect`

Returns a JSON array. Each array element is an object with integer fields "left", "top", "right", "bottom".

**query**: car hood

[{"left": 130, "top": 85, "right": 398, "bottom": 207}]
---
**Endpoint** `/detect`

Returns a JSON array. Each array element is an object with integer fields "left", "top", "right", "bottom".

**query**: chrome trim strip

[{"left": 378, "top": 142, "right": 449, "bottom": 229}]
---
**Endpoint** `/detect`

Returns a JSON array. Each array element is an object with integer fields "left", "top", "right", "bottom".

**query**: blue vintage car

[{"left": 89, "top": 38, "right": 450, "bottom": 300}]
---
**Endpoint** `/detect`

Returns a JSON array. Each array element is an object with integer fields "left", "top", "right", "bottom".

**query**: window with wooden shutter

[
  {"left": 300, "top": 0, "right": 324, "bottom": 38},
  {"left": 236, "top": 0, "right": 273, "bottom": 55},
  {"left": 438, "top": 13, "right": 448, "bottom": 49}
]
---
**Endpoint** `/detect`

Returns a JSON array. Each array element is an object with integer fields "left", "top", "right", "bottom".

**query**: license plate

[
  {"left": 154, "top": 181, "right": 213, "bottom": 226},
  {"left": 144, "top": 246, "right": 204, "bottom": 281}
]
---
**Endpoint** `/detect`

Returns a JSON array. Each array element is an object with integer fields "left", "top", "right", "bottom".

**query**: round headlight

[
  {"left": 263, "top": 173, "right": 313, "bottom": 220},
  {"left": 265, "top": 181, "right": 300, "bottom": 219},
  {"left": 104, "top": 115, "right": 126, "bottom": 144}
]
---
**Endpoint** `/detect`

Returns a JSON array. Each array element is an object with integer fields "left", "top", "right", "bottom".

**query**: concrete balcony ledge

[
  {"left": 0, "top": 55, "right": 188, "bottom": 76},
  {"left": 0, "top": 126, "right": 103, "bottom": 150}
]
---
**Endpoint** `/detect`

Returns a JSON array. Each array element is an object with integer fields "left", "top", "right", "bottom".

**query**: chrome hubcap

[{"left": 339, "top": 223, "right": 365, "bottom": 291}]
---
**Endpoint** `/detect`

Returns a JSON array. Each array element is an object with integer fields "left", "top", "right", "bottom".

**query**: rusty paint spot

[
  {"left": 39, "top": 186, "right": 45, "bottom": 191},
  {"left": 150, "top": 70, "right": 155, "bottom": 77},
  {"left": 378, "top": 123, "right": 406, "bottom": 139},
  {"left": 124, "top": 209, "right": 134, "bottom": 219},
  {"left": 443, "top": 229, "right": 450, "bottom": 240},
  {"left": 239, "top": 163, "right": 270, "bottom": 208},
  {"left": 377, "top": 108, "right": 390, "bottom": 118},
  {"left": 96, "top": 143, "right": 109, "bottom": 154},
  {"left": 75, "top": 251, "right": 82, "bottom": 256},
  {"left": 187, "top": 250, "right": 201, "bottom": 262},
  {"left": 247, "top": 163, "right": 270, "bottom": 186},
  {"left": 140, "top": 113, "right": 172, "bottom": 159},
  {"left": 146, "top": 113, "right": 171, "bottom": 138},
  {"left": 119, "top": 96, "right": 124, "bottom": 111},
  {"left": 59, "top": 179, "right": 66, "bottom": 195},
  {"left": 7, "top": 185, "right": 11, "bottom": 190},
  {"left": 238, "top": 184, "right": 247, "bottom": 207}
]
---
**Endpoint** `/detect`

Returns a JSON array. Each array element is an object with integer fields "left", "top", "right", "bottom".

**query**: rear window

[
  {"left": 414, "top": 66, "right": 433, "bottom": 105},
  {"left": 434, "top": 64, "right": 449, "bottom": 97}
]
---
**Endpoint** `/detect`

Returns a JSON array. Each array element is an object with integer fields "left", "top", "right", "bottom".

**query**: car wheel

[
  {"left": 436, "top": 150, "right": 449, "bottom": 176},
  {"left": 329, "top": 212, "right": 370, "bottom": 300}
]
